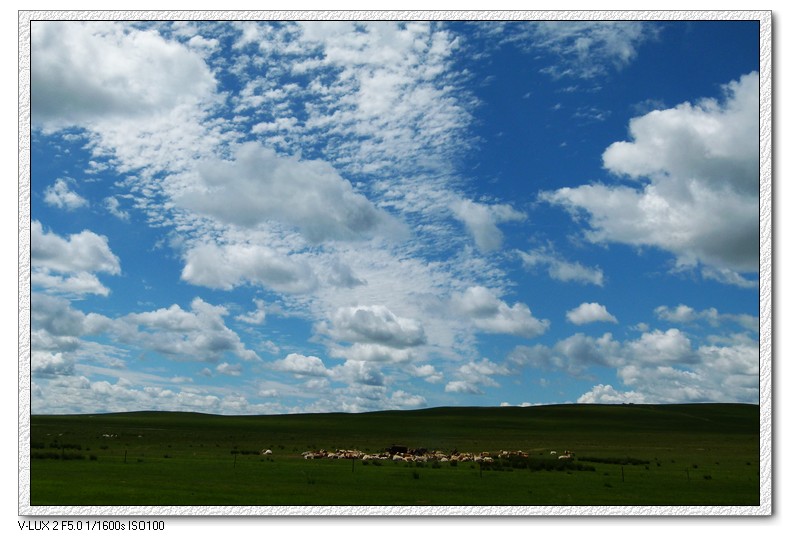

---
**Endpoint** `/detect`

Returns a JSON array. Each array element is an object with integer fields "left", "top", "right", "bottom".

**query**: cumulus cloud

[
  {"left": 543, "top": 72, "right": 759, "bottom": 286},
  {"left": 32, "top": 350, "right": 76, "bottom": 377},
  {"left": 181, "top": 242, "right": 317, "bottom": 294},
  {"left": 332, "top": 360, "right": 385, "bottom": 387},
  {"left": 566, "top": 302, "right": 617, "bottom": 325},
  {"left": 32, "top": 293, "right": 106, "bottom": 339},
  {"left": 655, "top": 304, "right": 758, "bottom": 332},
  {"left": 329, "top": 343, "right": 414, "bottom": 364},
  {"left": 32, "top": 21, "right": 216, "bottom": 130},
  {"left": 510, "top": 325, "right": 758, "bottom": 404},
  {"left": 389, "top": 390, "right": 427, "bottom": 408},
  {"left": 216, "top": 362, "right": 243, "bottom": 376},
  {"left": 44, "top": 178, "right": 88, "bottom": 210},
  {"left": 103, "top": 196, "right": 130, "bottom": 220},
  {"left": 173, "top": 142, "right": 402, "bottom": 243},
  {"left": 323, "top": 305, "right": 426, "bottom": 348},
  {"left": 32, "top": 221, "right": 120, "bottom": 275},
  {"left": 445, "top": 358, "right": 511, "bottom": 395},
  {"left": 517, "top": 247, "right": 603, "bottom": 286},
  {"left": 509, "top": 332, "right": 620, "bottom": 378},
  {"left": 577, "top": 384, "right": 646, "bottom": 404},
  {"left": 450, "top": 198, "right": 526, "bottom": 252},
  {"left": 409, "top": 364, "right": 444, "bottom": 384},
  {"left": 31, "top": 293, "right": 124, "bottom": 376},
  {"left": 270, "top": 353, "right": 330, "bottom": 377},
  {"left": 626, "top": 328, "right": 696, "bottom": 365},
  {"left": 445, "top": 381, "right": 483, "bottom": 395},
  {"left": 32, "top": 271, "right": 112, "bottom": 297},
  {"left": 451, "top": 286, "right": 549, "bottom": 338},
  {"left": 236, "top": 298, "right": 267, "bottom": 325},
  {"left": 31, "top": 221, "right": 120, "bottom": 296},
  {"left": 116, "top": 298, "right": 260, "bottom": 363}
]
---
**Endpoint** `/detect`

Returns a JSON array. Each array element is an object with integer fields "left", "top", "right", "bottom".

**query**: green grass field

[{"left": 27, "top": 403, "right": 761, "bottom": 507}]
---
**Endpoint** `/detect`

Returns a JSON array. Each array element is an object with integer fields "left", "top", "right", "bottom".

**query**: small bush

[{"left": 412, "top": 471, "right": 420, "bottom": 480}]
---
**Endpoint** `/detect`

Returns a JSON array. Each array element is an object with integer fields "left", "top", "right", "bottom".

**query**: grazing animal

[{"left": 261, "top": 449, "right": 273, "bottom": 456}]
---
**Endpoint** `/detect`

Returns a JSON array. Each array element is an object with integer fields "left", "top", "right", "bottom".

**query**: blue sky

[{"left": 27, "top": 16, "right": 763, "bottom": 415}]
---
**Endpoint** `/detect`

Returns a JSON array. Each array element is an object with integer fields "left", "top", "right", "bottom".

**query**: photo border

[{"left": 17, "top": 9, "right": 773, "bottom": 518}]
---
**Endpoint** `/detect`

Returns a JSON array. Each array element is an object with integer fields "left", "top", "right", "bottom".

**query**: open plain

[{"left": 28, "top": 403, "right": 761, "bottom": 507}]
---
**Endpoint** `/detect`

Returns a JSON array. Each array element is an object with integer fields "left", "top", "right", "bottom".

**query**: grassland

[{"left": 27, "top": 403, "right": 761, "bottom": 507}]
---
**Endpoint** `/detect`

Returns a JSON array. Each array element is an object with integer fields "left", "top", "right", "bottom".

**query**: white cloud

[
  {"left": 236, "top": 298, "right": 267, "bottom": 325},
  {"left": 501, "top": 21, "right": 658, "bottom": 80},
  {"left": 331, "top": 361, "right": 385, "bottom": 387},
  {"left": 31, "top": 374, "right": 292, "bottom": 415},
  {"left": 654, "top": 304, "right": 698, "bottom": 323},
  {"left": 517, "top": 247, "right": 603, "bottom": 286},
  {"left": 566, "top": 302, "right": 617, "bottom": 325},
  {"left": 32, "top": 350, "right": 75, "bottom": 377},
  {"left": 216, "top": 362, "right": 243, "bottom": 376},
  {"left": 451, "top": 286, "right": 549, "bottom": 338},
  {"left": 577, "top": 384, "right": 646, "bottom": 404},
  {"left": 173, "top": 142, "right": 403, "bottom": 243},
  {"left": 445, "top": 381, "right": 483, "bottom": 395},
  {"left": 32, "top": 221, "right": 120, "bottom": 275},
  {"left": 450, "top": 198, "right": 526, "bottom": 252},
  {"left": 116, "top": 298, "right": 260, "bottom": 363},
  {"left": 445, "top": 357, "right": 511, "bottom": 395},
  {"left": 409, "top": 364, "right": 443, "bottom": 384},
  {"left": 543, "top": 72, "right": 759, "bottom": 285},
  {"left": 32, "top": 271, "right": 112, "bottom": 297},
  {"left": 626, "top": 328, "right": 696, "bottom": 365},
  {"left": 181, "top": 242, "right": 317, "bottom": 294},
  {"left": 329, "top": 343, "right": 414, "bottom": 364},
  {"left": 31, "top": 294, "right": 125, "bottom": 377},
  {"left": 389, "top": 390, "right": 426, "bottom": 408},
  {"left": 270, "top": 353, "right": 330, "bottom": 377},
  {"left": 103, "top": 196, "right": 130, "bottom": 220},
  {"left": 655, "top": 304, "right": 758, "bottom": 332},
  {"left": 44, "top": 178, "right": 88, "bottom": 210},
  {"left": 31, "top": 221, "right": 120, "bottom": 296},
  {"left": 323, "top": 305, "right": 426, "bottom": 348},
  {"left": 32, "top": 21, "right": 216, "bottom": 130},
  {"left": 32, "top": 293, "right": 107, "bottom": 340},
  {"left": 510, "top": 325, "right": 758, "bottom": 404}
]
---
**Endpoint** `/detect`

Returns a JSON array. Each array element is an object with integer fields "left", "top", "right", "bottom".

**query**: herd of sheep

[{"left": 270, "top": 447, "right": 576, "bottom": 463}]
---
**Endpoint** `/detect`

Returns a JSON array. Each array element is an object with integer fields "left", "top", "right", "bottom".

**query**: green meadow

[{"left": 28, "top": 403, "right": 761, "bottom": 507}]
